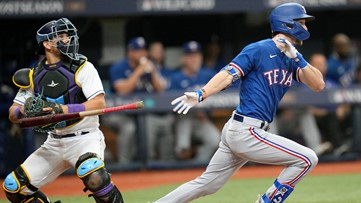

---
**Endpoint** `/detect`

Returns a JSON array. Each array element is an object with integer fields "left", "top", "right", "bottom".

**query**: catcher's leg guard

[
  {"left": 261, "top": 179, "right": 294, "bottom": 203},
  {"left": 76, "top": 152, "right": 124, "bottom": 203},
  {"left": 3, "top": 165, "right": 51, "bottom": 203}
]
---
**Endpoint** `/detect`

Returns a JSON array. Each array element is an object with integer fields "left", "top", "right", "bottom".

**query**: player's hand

[
  {"left": 276, "top": 38, "right": 308, "bottom": 68},
  {"left": 139, "top": 57, "right": 154, "bottom": 73},
  {"left": 171, "top": 91, "right": 203, "bottom": 114}
]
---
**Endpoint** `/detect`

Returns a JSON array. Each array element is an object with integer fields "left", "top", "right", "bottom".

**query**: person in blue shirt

[
  {"left": 169, "top": 41, "right": 220, "bottom": 162},
  {"left": 145, "top": 41, "right": 175, "bottom": 161},
  {"left": 326, "top": 33, "right": 356, "bottom": 87},
  {"left": 105, "top": 37, "right": 167, "bottom": 163},
  {"left": 154, "top": 3, "right": 324, "bottom": 203},
  {"left": 109, "top": 37, "right": 165, "bottom": 95},
  {"left": 203, "top": 35, "right": 226, "bottom": 73}
]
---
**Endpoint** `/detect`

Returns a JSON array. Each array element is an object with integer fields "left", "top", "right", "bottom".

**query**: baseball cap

[
  {"left": 183, "top": 41, "right": 202, "bottom": 54},
  {"left": 127, "top": 37, "right": 146, "bottom": 50}
]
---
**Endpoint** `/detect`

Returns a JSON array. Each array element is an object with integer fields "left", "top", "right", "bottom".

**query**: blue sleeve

[
  {"left": 230, "top": 43, "right": 259, "bottom": 76},
  {"left": 109, "top": 60, "right": 127, "bottom": 85},
  {"left": 169, "top": 71, "right": 181, "bottom": 90}
]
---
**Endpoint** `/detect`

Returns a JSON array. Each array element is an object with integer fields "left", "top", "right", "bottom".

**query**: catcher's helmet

[
  {"left": 269, "top": 3, "right": 315, "bottom": 41},
  {"left": 36, "top": 18, "right": 79, "bottom": 60}
]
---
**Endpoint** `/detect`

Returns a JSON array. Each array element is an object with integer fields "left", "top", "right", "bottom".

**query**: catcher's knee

[
  {"left": 3, "top": 166, "right": 51, "bottom": 203},
  {"left": 76, "top": 152, "right": 124, "bottom": 203}
]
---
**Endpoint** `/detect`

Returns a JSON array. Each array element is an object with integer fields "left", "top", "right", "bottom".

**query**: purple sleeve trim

[{"left": 67, "top": 104, "right": 86, "bottom": 113}]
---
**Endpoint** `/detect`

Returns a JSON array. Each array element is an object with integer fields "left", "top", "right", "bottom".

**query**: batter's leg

[
  {"left": 241, "top": 128, "right": 318, "bottom": 203},
  {"left": 153, "top": 141, "right": 247, "bottom": 203}
]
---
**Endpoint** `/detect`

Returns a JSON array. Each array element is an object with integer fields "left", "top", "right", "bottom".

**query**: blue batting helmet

[
  {"left": 36, "top": 18, "right": 79, "bottom": 60},
  {"left": 269, "top": 3, "right": 315, "bottom": 41}
]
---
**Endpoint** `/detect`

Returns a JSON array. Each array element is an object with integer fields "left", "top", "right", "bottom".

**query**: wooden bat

[{"left": 18, "top": 101, "right": 144, "bottom": 128}]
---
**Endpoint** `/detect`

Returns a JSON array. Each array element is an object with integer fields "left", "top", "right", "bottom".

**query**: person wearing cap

[
  {"left": 104, "top": 37, "right": 166, "bottom": 164},
  {"left": 144, "top": 41, "right": 176, "bottom": 161},
  {"left": 168, "top": 41, "right": 220, "bottom": 162}
]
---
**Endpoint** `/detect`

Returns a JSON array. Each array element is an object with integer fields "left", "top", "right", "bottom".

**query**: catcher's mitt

[{"left": 24, "top": 96, "right": 63, "bottom": 133}]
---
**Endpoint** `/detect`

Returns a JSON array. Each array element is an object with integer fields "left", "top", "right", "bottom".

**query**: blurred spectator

[
  {"left": 354, "top": 63, "right": 361, "bottom": 84},
  {"left": 0, "top": 79, "right": 24, "bottom": 177},
  {"left": 309, "top": 53, "right": 352, "bottom": 156},
  {"left": 145, "top": 41, "right": 175, "bottom": 161},
  {"left": 148, "top": 41, "right": 173, "bottom": 89},
  {"left": 202, "top": 35, "right": 226, "bottom": 73},
  {"left": 169, "top": 41, "right": 220, "bottom": 162},
  {"left": 326, "top": 33, "right": 356, "bottom": 87},
  {"left": 105, "top": 37, "right": 166, "bottom": 163}
]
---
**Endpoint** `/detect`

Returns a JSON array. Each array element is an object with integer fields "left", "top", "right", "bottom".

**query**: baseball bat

[{"left": 18, "top": 101, "right": 144, "bottom": 128}]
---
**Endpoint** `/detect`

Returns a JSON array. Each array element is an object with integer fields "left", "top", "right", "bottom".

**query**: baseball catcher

[{"left": 3, "top": 18, "right": 124, "bottom": 203}]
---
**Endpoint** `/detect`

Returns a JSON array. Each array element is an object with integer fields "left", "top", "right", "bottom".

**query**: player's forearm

[
  {"left": 60, "top": 94, "right": 105, "bottom": 113},
  {"left": 202, "top": 71, "right": 233, "bottom": 98},
  {"left": 113, "top": 70, "right": 143, "bottom": 95},
  {"left": 82, "top": 93, "right": 106, "bottom": 110},
  {"left": 300, "top": 65, "right": 325, "bottom": 92},
  {"left": 151, "top": 72, "right": 166, "bottom": 93},
  {"left": 9, "top": 103, "right": 24, "bottom": 123}
]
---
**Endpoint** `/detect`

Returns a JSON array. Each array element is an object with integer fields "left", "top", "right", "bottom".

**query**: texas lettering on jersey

[{"left": 263, "top": 69, "right": 293, "bottom": 86}]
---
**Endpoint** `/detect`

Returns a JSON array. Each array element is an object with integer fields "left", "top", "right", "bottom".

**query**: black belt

[
  {"left": 51, "top": 131, "right": 89, "bottom": 139},
  {"left": 233, "top": 114, "right": 270, "bottom": 131}
]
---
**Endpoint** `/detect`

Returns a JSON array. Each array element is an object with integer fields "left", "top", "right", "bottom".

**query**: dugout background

[{"left": 1, "top": 2, "right": 361, "bottom": 176}]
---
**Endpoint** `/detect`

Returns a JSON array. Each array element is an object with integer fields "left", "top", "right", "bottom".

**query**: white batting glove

[
  {"left": 171, "top": 89, "right": 206, "bottom": 114},
  {"left": 276, "top": 38, "right": 308, "bottom": 68}
]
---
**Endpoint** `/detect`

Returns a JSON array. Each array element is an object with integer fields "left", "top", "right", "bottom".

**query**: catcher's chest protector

[{"left": 32, "top": 55, "right": 87, "bottom": 105}]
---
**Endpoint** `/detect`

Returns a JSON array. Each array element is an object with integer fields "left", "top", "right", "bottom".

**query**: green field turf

[{"left": 1, "top": 173, "right": 360, "bottom": 203}]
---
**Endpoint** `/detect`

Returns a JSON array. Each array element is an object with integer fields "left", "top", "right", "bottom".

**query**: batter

[{"left": 154, "top": 3, "right": 324, "bottom": 203}]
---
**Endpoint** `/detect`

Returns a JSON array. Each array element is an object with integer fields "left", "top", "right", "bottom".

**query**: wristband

[
  {"left": 67, "top": 104, "right": 86, "bottom": 113},
  {"left": 296, "top": 53, "right": 308, "bottom": 68},
  {"left": 196, "top": 88, "right": 207, "bottom": 102},
  {"left": 14, "top": 106, "right": 23, "bottom": 119}
]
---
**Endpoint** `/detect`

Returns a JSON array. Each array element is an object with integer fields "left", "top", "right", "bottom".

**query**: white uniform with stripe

[
  {"left": 154, "top": 39, "right": 318, "bottom": 203},
  {"left": 12, "top": 61, "right": 106, "bottom": 194}
]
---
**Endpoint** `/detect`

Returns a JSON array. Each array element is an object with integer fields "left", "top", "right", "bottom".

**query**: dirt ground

[{"left": 0, "top": 160, "right": 360, "bottom": 198}]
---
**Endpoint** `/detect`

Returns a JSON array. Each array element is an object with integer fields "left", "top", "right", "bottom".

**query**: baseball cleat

[{"left": 255, "top": 194, "right": 262, "bottom": 203}]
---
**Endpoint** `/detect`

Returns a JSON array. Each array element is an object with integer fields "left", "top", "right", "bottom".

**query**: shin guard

[{"left": 76, "top": 152, "right": 124, "bottom": 203}]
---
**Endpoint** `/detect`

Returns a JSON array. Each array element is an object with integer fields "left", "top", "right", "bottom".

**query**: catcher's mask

[
  {"left": 269, "top": 3, "right": 315, "bottom": 41},
  {"left": 36, "top": 18, "right": 80, "bottom": 60}
]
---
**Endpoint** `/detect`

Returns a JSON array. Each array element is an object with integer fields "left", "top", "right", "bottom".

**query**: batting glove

[
  {"left": 171, "top": 89, "right": 206, "bottom": 114},
  {"left": 276, "top": 38, "right": 308, "bottom": 68}
]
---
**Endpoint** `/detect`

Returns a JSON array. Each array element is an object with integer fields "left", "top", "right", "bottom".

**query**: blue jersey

[
  {"left": 108, "top": 59, "right": 154, "bottom": 93},
  {"left": 169, "top": 68, "right": 215, "bottom": 91},
  {"left": 231, "top": 39, "right": 301, "bottom": 122},
  {"left": 326, "top": 54, "right": 355, "bottom": 87}
]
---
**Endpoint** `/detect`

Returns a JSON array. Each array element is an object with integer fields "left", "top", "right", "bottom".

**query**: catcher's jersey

[
  {"left": 13, "top": 61, "right": 105, "bottom": 134},
  {"left": 230, "top": 39, "right": 301, "bottom": 122}
]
